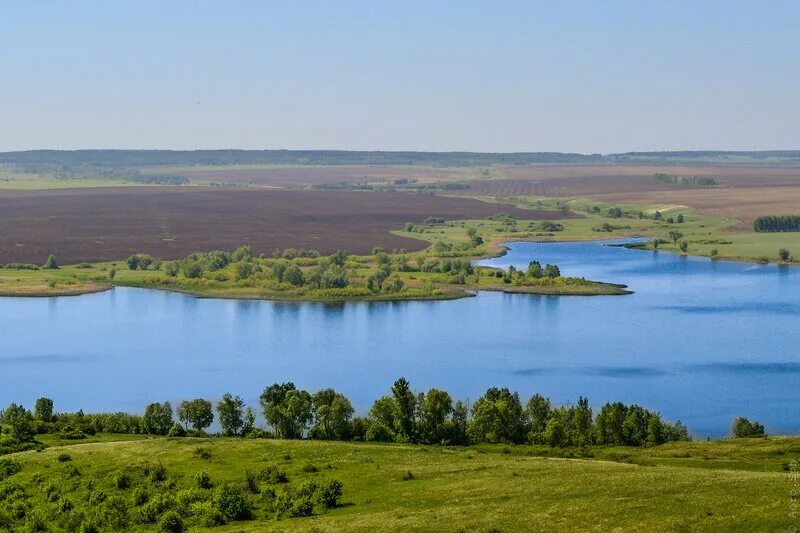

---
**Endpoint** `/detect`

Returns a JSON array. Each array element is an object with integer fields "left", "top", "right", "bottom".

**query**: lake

[{"left": 1, "top": 240, "right": 798, "bottom": 437}]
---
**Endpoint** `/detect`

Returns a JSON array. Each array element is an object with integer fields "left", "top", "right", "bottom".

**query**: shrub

[
  {"left": 401, "top": 471, "right": 415, "bottom": 481},
  {"left": 258, "top": 465, "right": 289, "bottom": 484},
  {"left": 159, "top": 511, "right": 185, "bottom": 533},
  {"left": 289, "top": 495, "right": 314, "bottom": 517},
  {"left": 212, "top": 484, "right": 251, "bottom": 521},
  {"left": 150, "top": 463, "right": 167, "bottom": 483},
  {"left": 244, "top": 470, "right": 259, "bottom": 494},
  {"left": 0, "top": 459, "right": 22, "bottom": 481},
  {"left": 732, "top": 417, "right": 766, "bottom": 438},
  {"left": 114, "top": 472, "right": 131, "bottom": 489},
  {"left": 79, "top": 522, "right": 100, "bottom": 533},
  {"left": 100, "top": 495, "right": 130, "bottom": 530},
  {"left": 167, "top": 423, "right": 186, "bottom": 437},
  {"left": 301, "top": 463, "right": 319, "bottom": 473},
  {"left": 132, "top": 487, "right": 149, "bottom": 505},
  {"left": 315, "top": 479, "right": 343, "bottom": 508},
  {"left": 195, "top": 471, "right": 213, "bottom": 489},
  {"left": 56, "top": 453, "right": 71, "bottom": 462},
  {"left": 43, "top": 254, "right": 58, "bottom": 269}
]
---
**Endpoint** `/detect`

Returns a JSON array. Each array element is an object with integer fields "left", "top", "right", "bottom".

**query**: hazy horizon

[{"left": 2, "top": 1, "right": 798, "bottom": 153}]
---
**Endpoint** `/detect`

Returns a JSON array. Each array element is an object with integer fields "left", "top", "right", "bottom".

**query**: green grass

[{"left": 3, "top": 436, "right": 794, "bottom": 532}]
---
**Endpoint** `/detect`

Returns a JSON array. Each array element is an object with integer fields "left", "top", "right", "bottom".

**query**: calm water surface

[{"left": 1, "top": 240, "right": 798, "bottom": 437}]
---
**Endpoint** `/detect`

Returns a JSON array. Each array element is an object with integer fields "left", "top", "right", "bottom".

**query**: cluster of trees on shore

[
  {"left": 1, "top": 379, "right": 708, "bottom": 451},
  {"left": 753, "top": 215, "right": 800, "bottom": 232},
  {"left": 485, "top": 261, "right": 564, "bottom": 286}
]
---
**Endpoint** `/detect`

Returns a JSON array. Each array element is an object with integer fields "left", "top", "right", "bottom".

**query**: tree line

[
  {"left": 0, "top": 379, "right": 738, "bottom": 452},
  {"left": 753, "top": 215, "right": 800, "bottom": 232}
]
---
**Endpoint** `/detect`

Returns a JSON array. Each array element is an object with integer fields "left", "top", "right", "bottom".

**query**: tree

[
  {"left": 594, "top": 402, "right": 627, "bottom": 445},
  {"left": 419, "top": 389, "right": 453, "bottom": 444},
  {"left": 468, "top": 387, "right": 526, "bottom": 444},
  {"left": 143, "top": 402, "right": 173, "bottom": 435},
  {"left": 43, "top": 255, "right": 58, "bottom": 269},
  {"left": 679, "top": 240, "right": 688, "bottom": 253},
  {"left": 381, "top": 275, "right": 405, "bottom": 293},
  {"left": 242, "top": 407, "right": 256, "bottom": 435},
  {"left": 330, "top": 249, "right": 348, "bottom": 266},
  {"left": 544, "top": 264, "right": 561, "bottom": 278},
  {"left": 621, "top": 405, "right": 648, "bottom": 446},
  {"left": 732, "top": 417, "right": 765, "bottom": 438},
  {"left": 366, "top": 396, "right": 399, "bottom": 442},
  {"left": 391, "top": 378, "right": 417, "bottom": 442},
  {"left": 310, "top": 388, "right": 354, "bottom": 440},
  {"left": 260, "top": 383, "right": 313, "bottom": 438},
  {"left": 320, "top": 264, "right": 349, "bottom": 289},
  {"left": 526, "top": 394, "right": 552, "bottom": 444},
  {"left": 570, "top": 396, "right": 593, "bottom": 446},
  {"left": 526, "top": 261, "right": 543, "bottom": 278},
  {"left": 779, "top": 248, "right": 791, "bottom": 261},
  {"left": 126, "top": 254, "right": 140, "bottom": 270},
  {"left": 283, "top": 264, "right": 304, "bottom": 286},
  {"left": 676, "top": 214, "right": 685, "bottom": 223},
  {"left": 216, "top": 394, "right": 245, "bottom": 436},
  {"left": 667, "top": 230, "right": 683, "bottom": 246},
  {"left": 231, "top": 244, "right": 253, "bottom": 263},
  {"left": 177, "top": 399, "right": 214, "bottom": 432},
  {"left": 2, "top": 403, "right": 35, "bottom": 442},
  {"left": 34, "top": 397, "right": 54, "bottom": 422}
]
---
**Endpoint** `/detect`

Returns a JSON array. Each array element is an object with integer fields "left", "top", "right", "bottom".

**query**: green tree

[
  {"left": 676, "top": 214, "right": 685, "bottom": 223},
  {"left": 177, "top": 399, "right": 214, "bottom": 432},
  {"left": 526, "top": 394, "right": 552, "bottom": 444},
  {"left": 216, "top": 394, "right": 245, "bottom": 436},
  {"left": 732, "top": 417, "right": 765, "bottom": 438},
  {"left": 526, "top": 261, "right": 543, "bottom": 278},
  {"left": 543, "top": 264, "right": 561, "bottom": 278},
  {"left": 679, "top": 240, "right": 689, "bottom": 252},
  {"left": 468, "top": 387, "right": 527, "bottom": 444},
  {"left": 779, "top": 248, "right": 791, "bottom": 261},
  {"left": 391, "top": 378, "right": 417, "bottom": 442},
  {"left": 594, "top": 402, "right": 627, "bottom": 445},
  {"left": 34, "top": 397, "right": 54, "bottom": 422},
  {"left": 419, "top": 389, "right": 453, "bottom": 444},
  {"left": 1, "top": 403, "right": 35, "bottom": 442},
  {"left": 310, "top": 388, "right": 354, "bottom": 440},
  {"left": 231, "top": 244, "right": 253, "bottom": 262},
  {"left": 43, "top": 254, "right": 58, "bottom": 269},
  {"left": 667, "top": 230, "right": 683, "bottom": 246},
  {"left": 142, "top": 402, "right": 173, "bottom": 435},
  {"left": 283, "top": 263, "right": 304, "bottom": 286},
  {"left": 260, "top": 383, "right": 313, "bottom": 438},
  {"left": 571, "top": 396, "right": 593, "bottom": 446}
]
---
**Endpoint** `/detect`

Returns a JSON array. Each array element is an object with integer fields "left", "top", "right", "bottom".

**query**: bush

[
  {"left": 258, "top": 465, "right": 288, "bottom": 484},
  {"left": 167, "top": 423, "right": 186, "bottom": 437},
  {"left": 159, "top": 512, "right": 185, "bottom": 533},
  {"left": 114, "top": 472, "right": 131, "bottom": 489},
  {"left": 56, "top": 453, "right": 71, "bottom": 462},
  {"left": 0, "top": 459, "right": 22, "bottom": 481},
  {"left": 132, "top": 487, "right": 149, "bottom": 506},
  {"left": 195, "top": 471, "right": 213, "bottom": 489},
  {"left": 212, "top": 484, "right": 251, "bottom": 521},
  {"left": 315, "top": 479, "right": 343, "bottom": 508}
]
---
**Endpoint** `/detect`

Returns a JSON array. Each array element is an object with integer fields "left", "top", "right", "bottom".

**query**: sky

[{"left": 1, "top": 1, "right": 798, "bottom": 153}]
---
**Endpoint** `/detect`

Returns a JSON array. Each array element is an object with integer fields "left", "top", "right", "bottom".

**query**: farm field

[
  {"left": 0, "top": 187, "right": 573, "bottom": 265},
  {"left": 1, "top": 435, "right": 792, "bottom": 532},
  {"left": 453, "top": 164, "right": 800, "bottom": 230}
]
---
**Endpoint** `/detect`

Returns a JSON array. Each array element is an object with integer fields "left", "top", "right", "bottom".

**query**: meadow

[{"left": 0, "top": 435, "right": 793, "bottom": 532}]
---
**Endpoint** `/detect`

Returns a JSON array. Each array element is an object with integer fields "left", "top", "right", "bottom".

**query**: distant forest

[{"left": 2, "top": 149, "right": 800, "bottom": 168}]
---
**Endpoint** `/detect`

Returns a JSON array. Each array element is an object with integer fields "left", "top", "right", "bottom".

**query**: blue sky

[{"left": 1, "top": 1, "right": 798, "bottom": 152}]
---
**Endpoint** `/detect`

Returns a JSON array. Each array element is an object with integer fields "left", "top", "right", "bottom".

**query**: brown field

[
  {"left": 144, "top": 165, "right": 471, "bottom": 187},
  {"left": 0, "top": 187, "right": 573, "bottom": 264},
  {"left": 457, "top": 165, "right": 800, "bottom": 228}
]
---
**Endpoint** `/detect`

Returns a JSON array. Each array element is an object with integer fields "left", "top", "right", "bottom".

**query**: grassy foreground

[{"left": 2, "top": 435, "right": 795, "bottom": 532}]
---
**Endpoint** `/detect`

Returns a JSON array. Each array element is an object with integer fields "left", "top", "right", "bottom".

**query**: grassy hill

[{"left": 1, "top": 435, "right": 794, "bottom": 532}]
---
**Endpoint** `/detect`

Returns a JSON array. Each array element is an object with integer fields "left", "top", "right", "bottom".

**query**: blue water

[{"left": 1, "top": 240, "right": 798, "bottom": 437}]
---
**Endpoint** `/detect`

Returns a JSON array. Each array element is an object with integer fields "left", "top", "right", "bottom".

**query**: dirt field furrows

[
  {"left": 456, "top": 165, "right": 800, "bottom": 228},
  {"left": 0, "top": 188, "right": 576, "bottom": 264}
]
